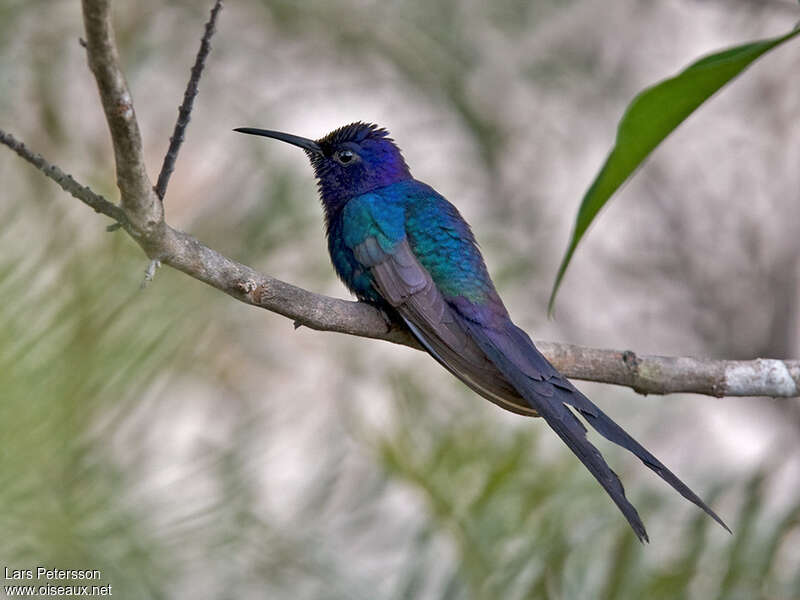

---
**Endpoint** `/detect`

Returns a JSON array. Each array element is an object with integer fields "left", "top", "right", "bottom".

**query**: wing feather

[{"left": 353, "top": 237, "right": 537, "bottom": 417}]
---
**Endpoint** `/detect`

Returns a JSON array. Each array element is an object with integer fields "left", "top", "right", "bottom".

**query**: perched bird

[{"left": 235, "top": 122, "right": 728, "bottom": 542}]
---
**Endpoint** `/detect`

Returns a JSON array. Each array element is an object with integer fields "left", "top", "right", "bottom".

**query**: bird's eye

[{"left": 334, "top": 149, "right": 356, "bottom": 165}]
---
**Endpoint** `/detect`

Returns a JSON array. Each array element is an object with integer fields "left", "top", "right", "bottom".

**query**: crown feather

[{"left": 317, "top": 122, "right": 391, "bottom": 148}]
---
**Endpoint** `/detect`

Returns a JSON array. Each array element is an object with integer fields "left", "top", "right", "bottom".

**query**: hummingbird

[{"left": 234, "top": 122, "right": 728, "bottom": 542}]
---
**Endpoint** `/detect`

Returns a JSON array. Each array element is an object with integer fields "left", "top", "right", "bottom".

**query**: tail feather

[
  {"left": 457, "top": 316, "right": 650, "bottom": 541},
  {"left": 559, "top": 385, "right": 730, "bottom": 533},
  {"left": 503, "top": 322, "right": 732, "bottom": 534},
  {"left": 456, "top": 315, "right": 730, "bottom": 541}
]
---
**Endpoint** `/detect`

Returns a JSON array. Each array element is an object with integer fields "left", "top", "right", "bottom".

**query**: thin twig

[
  {"left": 141, "top": 259, "right": 161, "bottom": 288},
  {"left": 0, "top": 128, "right": 128, "bottom": 227},
  {"left": 155, "top": 0, "right": 224, "bottom": 201}
]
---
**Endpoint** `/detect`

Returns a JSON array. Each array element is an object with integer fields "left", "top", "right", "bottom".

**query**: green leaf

[{"left": 548, "top": 28, "right": 800, "bottom": 313}]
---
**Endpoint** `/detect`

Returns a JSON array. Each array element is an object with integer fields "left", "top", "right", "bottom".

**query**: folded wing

[{"left": 353, "top": 236, "right": 535, "bottom": 416}]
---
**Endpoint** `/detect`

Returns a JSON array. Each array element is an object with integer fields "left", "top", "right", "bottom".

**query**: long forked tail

[
  {"left": 554, "top": 372, "right": 731, "bottom": 534},
  {"left": 455, "top": 315, "right": 730, "bottom": 542}
]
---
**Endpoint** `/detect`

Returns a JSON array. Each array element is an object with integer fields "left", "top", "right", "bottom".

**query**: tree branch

[
  {"left": 537, "top": 343, "right": 799, "bottom": 398},
  {"left": 81, "top": 0, "right": 162, "bottom": 232},
  {"left": 155, "top": 0, "right": 223, "bottom": 201},
  {"left": 1, "top": 1, "right": 797, "bottom": 400},
  {"left": 0, "top": 129, "right": 128, "bottom": 227}
]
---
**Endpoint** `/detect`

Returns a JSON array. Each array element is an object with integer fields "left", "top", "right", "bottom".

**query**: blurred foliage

[
  {"left": 262, "top": 0, "right": 506, "bottom": 173},
  {"left": 1, "top": 1, "right": 799, "bottom": 599},
  {"left": 0, "top": 210, "right": 181, "bottom": 596}
]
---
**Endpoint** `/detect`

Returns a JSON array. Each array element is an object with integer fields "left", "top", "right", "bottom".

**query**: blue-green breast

[{"left": 327, "top": 189, "right": 405, "bottom": 303}]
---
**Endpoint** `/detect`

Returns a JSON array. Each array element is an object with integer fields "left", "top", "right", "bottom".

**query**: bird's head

[{"left": 235, "top": 122, "right": 411, "bottom": 214}]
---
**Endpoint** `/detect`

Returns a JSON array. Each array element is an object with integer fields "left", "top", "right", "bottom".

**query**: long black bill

[{"left": 233, "top": 127, "right": 322, "bottom": 154}]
